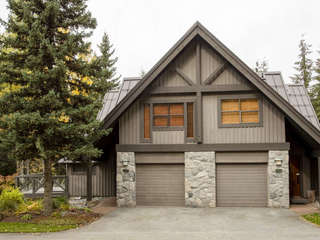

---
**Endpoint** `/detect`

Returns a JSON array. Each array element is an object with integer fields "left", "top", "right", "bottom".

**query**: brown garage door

[
  {"left": 217, "top": 163, "right": 267, "bottom": 207},
  {"left": 136, "top": 164, "right": 185, "bottom": 206}
]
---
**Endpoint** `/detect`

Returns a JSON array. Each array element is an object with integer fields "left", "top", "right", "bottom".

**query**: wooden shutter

[
  {"left": 187, "top": 103, "right": 194, "bottom": 138},
  {"left": 144, "top": 104, "right": 150, "bottom": 138}
]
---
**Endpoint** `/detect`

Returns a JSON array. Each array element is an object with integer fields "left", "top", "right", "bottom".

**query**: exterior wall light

[{"left": 275, "top": 158, "right": 282, "bottom": 166}]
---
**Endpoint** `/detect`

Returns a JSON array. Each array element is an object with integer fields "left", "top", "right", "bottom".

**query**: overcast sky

[{"left": 1, "top": 0, "right": 320, "bottom": 83}]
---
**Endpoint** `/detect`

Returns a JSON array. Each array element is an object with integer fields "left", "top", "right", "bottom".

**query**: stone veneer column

[
  {"left": 117, "top": 152, "right": 136, "bottom": 207},
  {"left": 185, "top": 152, "right": 216, "bottom": 207},
  {"left": 268, "top": 150, "right": 289, "bottom": 208}
]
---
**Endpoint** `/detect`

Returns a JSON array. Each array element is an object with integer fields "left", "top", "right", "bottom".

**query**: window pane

[
  {"left": 221, "top": 112, "right": 240, "bottom": 124},
  {"left": 187, "top": 103, "right": 194, "bottom": 138},
  {"left": 241, "top": 111, "right": 259, "bottom": 123},
  {"left": 144, "top": 104, "right": 150, "bottom": 138},
  {"left": 154, "top": 116, "right": 168, "bottom": 126},
  {"left": 221, "top": 99, "right": 239, "bottom": 111},
  {"left": 240, "top": 99, "right": 259, "bottom": 111},
  {"left": 170, "top": 104, "right": 184, "bottom": 115},
  {"left": 153, "top": 104, "right": 168, "bottom": 115},
  {"left": 170, "top": 116, "right": 184, "bottom": 126}
]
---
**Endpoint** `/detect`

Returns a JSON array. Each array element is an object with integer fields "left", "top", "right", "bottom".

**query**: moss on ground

[{"left": 303, "top": 213, "right": 320, "bottom": 225}]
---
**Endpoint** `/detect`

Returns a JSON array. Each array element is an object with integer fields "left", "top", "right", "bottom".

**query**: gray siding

[
  {"left": 152, "top": 131, "right": 184, "bottom": 144},
  {"left": 203, "top": 95, "right": 285, "bottom": 144},
  {"left": 67, "top": 160, "right": 116, "bottom": 197},
  {"left": 136, "top": 153, "right": 184, "bottom": 164},
  {"left": 154, "top": 43, "right": 196, "bottom": 88},
  {"left": 119, "top": 101, "right": 140, "bottom": 144}
]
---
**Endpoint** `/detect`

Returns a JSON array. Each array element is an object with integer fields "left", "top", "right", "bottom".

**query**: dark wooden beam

[
  {"left": 196, "top": 91, "right": 202, "bottom": 143},
  {"left": 150, "top": 85, "right": 255, "bottom": 95},
  {"left": 203, "top": 62, "right": 229, "bottom": 85},
  {"left": 196, "top": 41, "right": 201, "bottom": 85},
  {"left": 195, "top": 41, "right": 203, "bottom": 143},
  {"left": 116, "top": 143, "right": 291, "bottom": 152},
  {"left": 175, "top": 68, "right": 194, "bottom": 86}
]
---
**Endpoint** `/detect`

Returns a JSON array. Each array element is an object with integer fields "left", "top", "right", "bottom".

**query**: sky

[{"left": 1, "top": 0, "right": 320, "bottom": 83}]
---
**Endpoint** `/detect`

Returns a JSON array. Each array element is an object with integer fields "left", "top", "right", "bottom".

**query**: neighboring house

[{"left": 67, "top": 22, "right": 320, "bottom": 208}]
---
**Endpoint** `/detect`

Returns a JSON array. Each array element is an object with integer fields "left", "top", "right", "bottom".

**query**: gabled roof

[
  {"left": 286, "top": 84, "right": 320, "bottom": 129},
  {"left": 101, "top": 22, "right": 320, "bottom": 145},
  {"left": 97, "top": 78, "right": 140, "bottom": 121},
  {"left": 264, "top": 72, "right": 320, "bottom": 129}
]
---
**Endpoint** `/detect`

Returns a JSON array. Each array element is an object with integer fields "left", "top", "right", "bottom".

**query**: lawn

[
  {"left": 303, "top": 213, "right": 320, "bottom": 225},
  {"left": 0, "top": 222, "right": 77, "bottom": 233}
]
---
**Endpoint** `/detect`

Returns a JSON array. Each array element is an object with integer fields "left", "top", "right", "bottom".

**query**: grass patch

[
  {"left": 303, "top": 213, "right": 320, "bottom": 225},
  {"left": 0, "top": 222, "right": 77, "bottom": 233}
]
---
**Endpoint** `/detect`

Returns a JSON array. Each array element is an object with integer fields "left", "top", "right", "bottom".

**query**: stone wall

[
  {"left": 268, "top": 150, "right": 289, "bottom": 208},
  {"left": 116, "top": 152, "right": 136, "bottom": 207},
  {"left": 185, "top": 152, "right": 216, "bottom": 207}
]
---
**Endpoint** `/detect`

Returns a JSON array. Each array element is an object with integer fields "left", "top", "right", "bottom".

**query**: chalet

[{"left": 67, "top": 22, "right": 320, "bottom": 208}]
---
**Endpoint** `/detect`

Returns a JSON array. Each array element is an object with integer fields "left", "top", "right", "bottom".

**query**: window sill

[
  {"left": 218, "top": 122, "right": 263, "bottom": 128},
  {"left": 152, "top": 126, "right": 184, "bottom": 131}
]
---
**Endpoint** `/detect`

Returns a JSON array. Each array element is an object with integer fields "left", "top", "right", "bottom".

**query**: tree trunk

[
  {"left": 86, "top": 160, "right": 93, "bottom": 202},
  {"left": 43, "top": 159, "right": 53, "bottom": 216}
]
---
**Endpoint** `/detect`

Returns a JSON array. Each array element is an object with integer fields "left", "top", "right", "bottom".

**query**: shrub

[
  {"left": 53, "top": 196, "right": 68, "bottom": 210},
  {"left": 0, "top": 174, "right": 16, "bottom": 194},
  {"left": 20, "top": 213, "right": 32, "bottom": 222},
  {"left": 16, "top": 199, "right": 43, "bottom": 215},
  {"left": 0, "top": 187, "right": 24, "bottom": 212}
]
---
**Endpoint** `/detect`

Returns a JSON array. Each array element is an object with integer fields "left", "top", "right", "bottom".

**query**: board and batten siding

[
  {"left": 203, "top": 95, "right": 285, "bottom": 144},
  {"left": 67, "top": 161, "right": 116, "bottom": 197},
  {"left": 119, "top": 101, "right": 140, "bottom": 144}
]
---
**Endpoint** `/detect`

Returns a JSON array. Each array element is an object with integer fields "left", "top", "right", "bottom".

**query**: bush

[
  {"left": 0, "top": 174, "right": 16, "bottom": 194},
  {"left": 20, "top": 214, "right": 32, "bottom": 222},
  {"left": 53, "top": 196, "right": 68, "bottom": 210},
  {"left": 16, "top": 199, "right": 43, "bottom": 215},
  {"left": 0, "top": 187, "right": 24, "bottom": 212}
]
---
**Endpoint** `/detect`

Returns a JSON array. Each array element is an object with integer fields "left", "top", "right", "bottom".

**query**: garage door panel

[
  {"left": 217, "top": 163, "right": 267, "bottom": 207},
  {"left": 136, "top": 164, "right": 185, "bottom": 206}
]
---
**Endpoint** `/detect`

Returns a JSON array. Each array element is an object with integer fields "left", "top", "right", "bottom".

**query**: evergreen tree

[
  {"left": 0, "top": 0, "right": 117, "bottom": 215},
  {"left": 291, "top": 37, "right": 313, "bottom": 90},
  {"left": 310, "top": 51, "right": 320, "bottom": 120},
  {"left": 254, "top": 59, "right": 269, "bottom": 75}
]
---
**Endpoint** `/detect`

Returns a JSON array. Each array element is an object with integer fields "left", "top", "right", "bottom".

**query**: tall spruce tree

[
  {"left": 0, "top": 0, "right": 117, "bottom": 215},
  {"left": 290, "top": 37, "right": 313, "bottom": 90},
  {"left": 310, "top": 51, "right": 320, "bottom": 120}
]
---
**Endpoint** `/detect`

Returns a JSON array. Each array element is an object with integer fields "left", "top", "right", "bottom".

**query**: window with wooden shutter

[{"left": 220, "top": 98, "right": 261, "bottom": 126}]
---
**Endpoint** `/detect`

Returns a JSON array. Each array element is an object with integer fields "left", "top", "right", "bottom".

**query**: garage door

[
  {"left": 216, "top": 163, "right": 267, "bottom": 207},
  {"left": 136, "top": 164, "right": 185, "bottom": 206}
]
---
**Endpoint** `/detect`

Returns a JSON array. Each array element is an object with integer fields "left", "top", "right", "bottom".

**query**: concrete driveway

[{"left": 1, "top": 207, "right": 320, "bottom": 240}]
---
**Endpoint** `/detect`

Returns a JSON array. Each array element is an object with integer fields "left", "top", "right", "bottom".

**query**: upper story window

[
  {"left": 142, "top": 101, "right": 195, "bottom": 142},
  {"left": 219, "top": 97, "right": 262, "bottom": 127}
]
